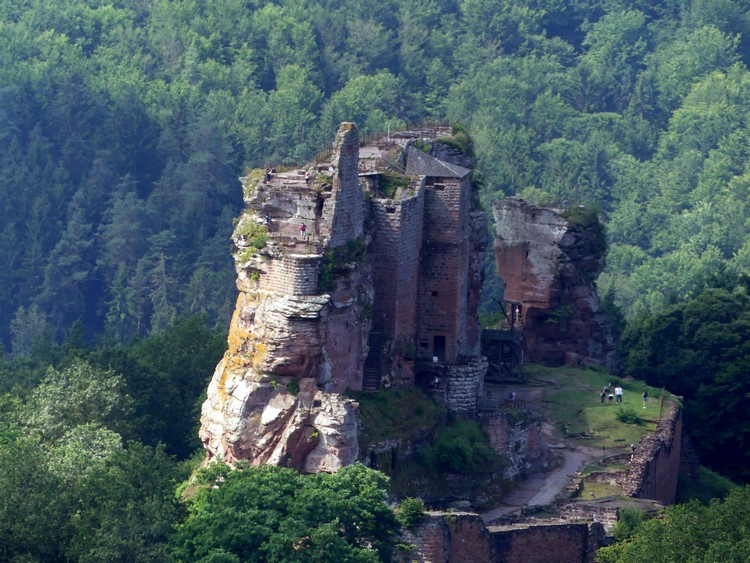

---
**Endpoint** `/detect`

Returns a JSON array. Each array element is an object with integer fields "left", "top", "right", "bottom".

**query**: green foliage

[
  {"left": 379, "top": 174, "right": 411, "bottom": 199},
  {"left": 172, "top": 463, "right": 398, "bottom": 562},
  {"left": 287, "top": 378, "right": 299, "bottom": 395},
  {"left": 562, "top": 204, "right": 608, "bottom": 259},
  {"left": 677, "top": 466, "right": 738, "bottom": 504},
  {"left": 421, "top": 420, "right": 497, "bottom": 474},
  {"left": 0, "top": 435, "right": 182, "bottom": 563},
  {"left": 397, "top": 497, "right": 425, "bottom": 529},
  {"left": 351, "top": 387, "right": 444, "bottom": 448},
  {"left": 21, "top": 359, "right": 133, "bottom": 444},
  {"left": 411, "top": 139, "right": 432, "bottom": 154},
  {"left": 235, "top": 220, "right": 268, "bottom": 250},
  {"left": 613, "top": 507, "right": 648, "bottom": 540},
  {"left": 318, "top": 237, "right": 367, "bottom": 292},
  {"left": 615, "top": 406, "right": 644, "bottom": 425},
  {"left": 597, "top": 486, "right": 750, "bottom": 562},
  {"left": 620, "top": 285, "right": 750, "bottom": 481}
]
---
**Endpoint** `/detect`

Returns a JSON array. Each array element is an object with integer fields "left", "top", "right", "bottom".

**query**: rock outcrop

[
  {"left": 492, "top": 198, "right": 614, "bottom": 369},
  {"left": 200, "top": 123, "right": 488, "bottom": 470},
  {"left": 200, "top": 124, "right": 369, "bottom": 470}
]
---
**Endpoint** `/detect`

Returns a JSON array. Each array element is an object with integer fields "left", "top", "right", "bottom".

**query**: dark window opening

[
  {"left": 431, "top": 290, "right": 439, "bottom": 297},
  {"left": 385, "top": 206, "right": 396, "bottom": 214},
  {"left": 433, "top": 335, "right": 446, "bottom": 361}
]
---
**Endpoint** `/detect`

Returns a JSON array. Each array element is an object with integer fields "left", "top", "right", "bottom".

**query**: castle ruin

[{"left": 200, "top": 123, "right": 488, "bottom": 469}]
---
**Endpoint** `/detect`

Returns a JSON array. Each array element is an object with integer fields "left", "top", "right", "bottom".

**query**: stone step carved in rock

[{"left": 362, "top": 330, "right": 383, "bottom": 392}]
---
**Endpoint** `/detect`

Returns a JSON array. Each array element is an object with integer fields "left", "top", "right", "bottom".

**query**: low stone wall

[
  {"left": 400, "top": 513, "right": 605, "bottom": 562},
  {"left": 584, "top": 470, "right": 626, "bottom": 489},
  {"left": 559, "top": 497, "right": 663, "bottom": 534},
  {"left": 622, "top": 403, "right": 682, "bottom": 505},
  {"left": 480, "top": 412, "right": 546, "bottom": 479}
]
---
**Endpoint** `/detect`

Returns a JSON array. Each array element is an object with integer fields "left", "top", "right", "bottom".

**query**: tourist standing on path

[
  {"left": 299, "top": 222, "right": 307, "bottom": 240},
  {"left": 642, "top": 391, "right": 648, "bottom": 409},
  {"left": 615, "top": 385, "right": 623, "bottom": 404}
]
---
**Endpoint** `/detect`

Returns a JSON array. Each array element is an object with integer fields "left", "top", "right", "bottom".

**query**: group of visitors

[{"left": 599, "top": 383, "right": 649, "bottom": 408}]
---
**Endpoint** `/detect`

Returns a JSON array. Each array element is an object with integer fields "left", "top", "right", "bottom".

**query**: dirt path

[
  {"left": 480, "top": 446, "right": 593, "bottom": 524},
  {"left": 480, "top": 381, "right": 600, "bottom": 524}
]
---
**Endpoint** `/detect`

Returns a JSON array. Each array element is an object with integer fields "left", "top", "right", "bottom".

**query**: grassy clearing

[
  {"left": 582, "top": 463, "right": 628, "bottom": 476},
  {"left": 580, "top": 481, "right": 621, "bottom": 499},
  {"left": 526, "top": 364, "right": 676, "bottom": 453}
]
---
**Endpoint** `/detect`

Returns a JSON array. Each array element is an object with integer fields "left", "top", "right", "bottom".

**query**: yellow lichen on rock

[
  {"left": 252, "top": 341, "right": 269, "bottom": 370},
  {"left": 214, "top": 355, "right": 230, "bottom": 403}
]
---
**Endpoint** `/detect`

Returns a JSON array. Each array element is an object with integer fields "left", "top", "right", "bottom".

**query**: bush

[
  {"left": 235, "top": 220, "right": 268, "bottom": 250},
  {"left": 613, "top": 507, "right": 647, "bottom": 540},
  {"left": 616, "top": 406, "right": 643, "bottom": 425},
  {"left": 287, "top": 379, "right": 299, "bottom": 395},
  {"left": 397, "top": 497, "right": 425, "bottom": 528},
  {"left": 421, "top": 421, "right": 496, "bottom": 473}
]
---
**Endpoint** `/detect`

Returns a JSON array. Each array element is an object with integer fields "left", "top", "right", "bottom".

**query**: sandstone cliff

[
  {"left": 200, "top": 124, "right": 369, "bottom": 471},
  {"left": 200, "top": 123, "right": 489, "bottom": 470},
  {"left": 492, "top": 198, "right": 614, "bottom": 369}
]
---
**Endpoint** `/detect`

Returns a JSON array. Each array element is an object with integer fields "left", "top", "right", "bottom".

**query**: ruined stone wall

[
  {"left": 623, "top": 404, "right": 682, "bottom": 505},
  {"left": 444, "top": 357, "right": 487, "bottom": 417},
  {"left": 481, "top": 413, "right": 546, "bottom": 479},
  {"left": 323, "top": 123, "right": 364, "bottom": 247},
  {"left": 370, "top": 182, "right": 425, "bottom": 340},
  {"left": 258, "top": 254, "right": 321, "bottom": 295},
  {"left": 490, "top": 522, "right": 604, "bottom": 563},
  {"left": 465, "top": 210, "right": 488, "bottom": 355},
  {"left": 559, "top": 497, "right": 663, "bottom": 535},
  {"left": 418, "top": 177, "right": 470, "bottom": 363},
  {"left": 320, "top": 266, "right": 372, "bottom": 394},
  {"left": 403, "top": 513, "right": 605, "bottom": 563}
]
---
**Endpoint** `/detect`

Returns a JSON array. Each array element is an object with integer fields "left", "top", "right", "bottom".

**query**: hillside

[{"left": 2, "top": 0, "right": 750, "bottom": 354}]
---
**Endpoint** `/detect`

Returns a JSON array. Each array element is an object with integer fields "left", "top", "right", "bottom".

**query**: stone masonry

[
  {"left": 200, "top": 123, "right": 489, "bottom": 468},
  {"left": 400, "top": 512, "right": 606, "bottom": 563}
]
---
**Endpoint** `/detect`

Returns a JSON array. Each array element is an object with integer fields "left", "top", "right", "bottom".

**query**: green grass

[
  {"left": 349, "top": 387, "right": 444, "bottom": 447},
  {"left": 379, "top": 174, "right": 411, "bottom": 199},
  {"left": 527, "top": 364, "right": 675, "bottom": 453},
  {"left": 582, "top": 463, "right": 628, "bottom": 476},
  {"left": 580, "top": 481, "right": 621, "bottom": 499}
]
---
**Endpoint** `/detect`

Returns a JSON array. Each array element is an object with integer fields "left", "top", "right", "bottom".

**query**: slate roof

[{"left": 404, "top": 146, "right": 471, "bottom": 179}]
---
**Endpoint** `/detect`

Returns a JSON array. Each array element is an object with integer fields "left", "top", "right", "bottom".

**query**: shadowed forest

[{"left": 4, "top": 0, "right": 750, "bottom": 560}]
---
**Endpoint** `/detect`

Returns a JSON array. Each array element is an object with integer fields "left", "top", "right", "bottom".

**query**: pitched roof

[{"left": 404, "top": 146, "right": 471, "bottom": 179}]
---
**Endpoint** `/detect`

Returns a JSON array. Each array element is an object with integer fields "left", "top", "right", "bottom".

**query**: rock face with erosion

[
  {"left": 492, "top": 197, "right": 614, "bottom": 369},
  {"left": 200, "top": 124, "right": 488, "bottom": 470},
  {"left": 200, "top": 124, "right": 368, "bottom": 471}
]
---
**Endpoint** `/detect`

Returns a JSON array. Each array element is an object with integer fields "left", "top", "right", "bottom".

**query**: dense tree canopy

[
  {"left": 620, "top": 284, "right": 750, "bottom": 482},
  {"left": 597, "top": 485, "right": 750, "bottom": 562},
  {"left": 172, "top": 463, "right": 399, "bottom": 562},
  {"left": 3, "top": 0, "right": 750, "bottom": 350},
  {"left": 4, "top": 0, "right": 750, "bottom": 557}
]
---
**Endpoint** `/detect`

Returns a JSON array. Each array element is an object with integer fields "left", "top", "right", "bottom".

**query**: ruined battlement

[
  {"left": 257, "top": 253, "right": 322, "bottom": 296},
  {"left": 623, "top": 403, "right": 682, "bottom": 504}
]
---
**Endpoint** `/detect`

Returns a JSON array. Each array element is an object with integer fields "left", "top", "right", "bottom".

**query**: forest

[{"left": 4, "top": 0, "right": 750, "bottom": 560}]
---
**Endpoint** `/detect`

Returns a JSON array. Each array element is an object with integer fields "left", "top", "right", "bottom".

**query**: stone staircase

[{"left": 362, "top": 331, "right": 383, "bottom": 392}]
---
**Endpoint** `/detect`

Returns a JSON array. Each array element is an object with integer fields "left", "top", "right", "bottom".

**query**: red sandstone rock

[{"left": 493, "top": 198, "right": 614, "bottom": 369}]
